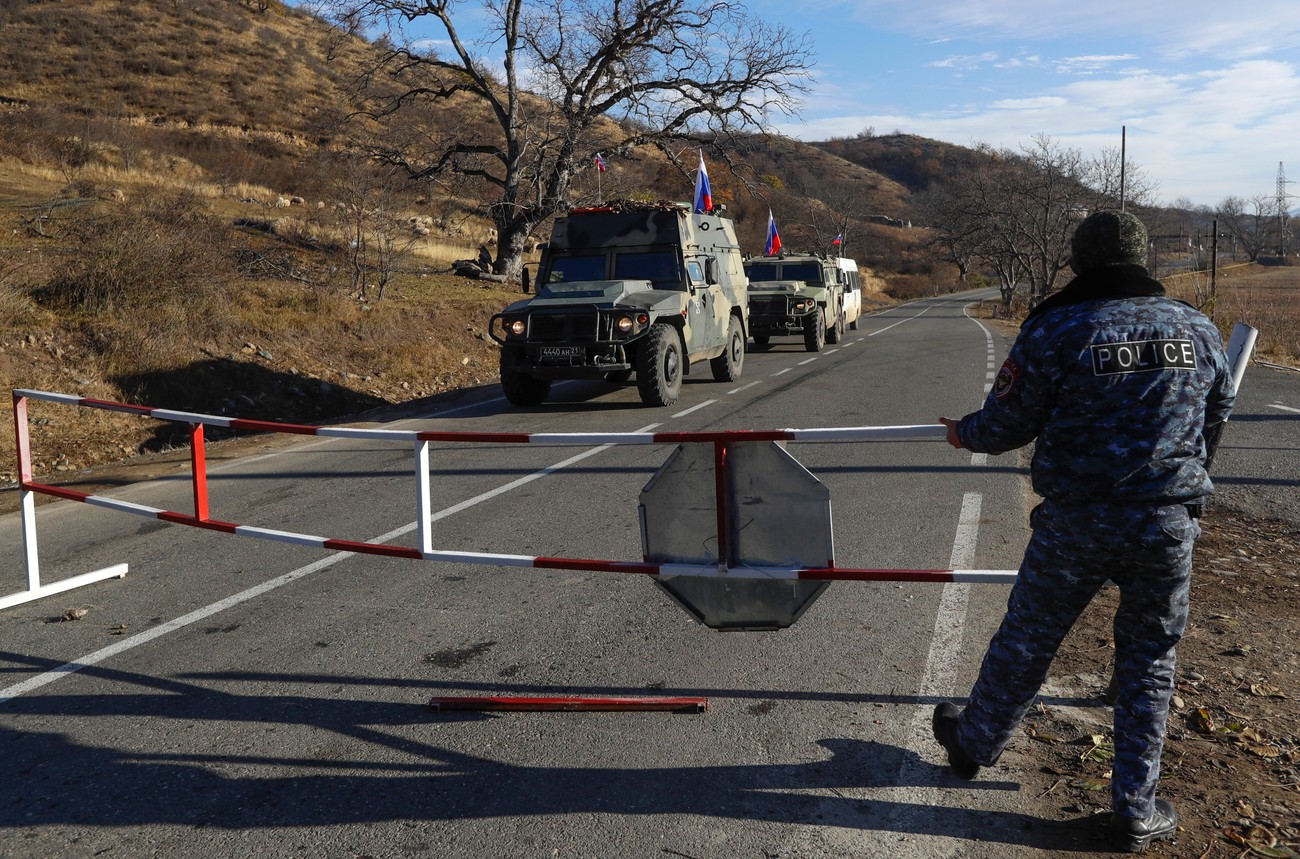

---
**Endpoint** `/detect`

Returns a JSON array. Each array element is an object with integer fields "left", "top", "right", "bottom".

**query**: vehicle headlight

[
  {"left": 616, "top": 315, "right": 634, "bottom": 333},
  {"left": 509, "top": 319, "right": 526, "bottom": 336}
]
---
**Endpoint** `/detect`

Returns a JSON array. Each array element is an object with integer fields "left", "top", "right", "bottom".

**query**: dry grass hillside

[{"left": 0, "top": 0, "right": 928, "bottom": 482}]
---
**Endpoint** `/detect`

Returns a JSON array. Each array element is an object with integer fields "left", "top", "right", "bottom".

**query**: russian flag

[
  {"left": 693, "top": 152, "right": 713, "bottom": 214},
  {"left": 832, "top": 233, "right": 842, "bottom": 247},
  {"left": 765, "top": 209, "right": 782, "bottom": 256},
  {"left": 595, "top": 152, "right": 606, "bottom": 173}
]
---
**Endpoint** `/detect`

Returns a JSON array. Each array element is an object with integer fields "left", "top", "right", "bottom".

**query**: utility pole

[
  {"left": 1119, "top": 126, "right": 1127, "bottom": 212},
  {"left": 1278, "top": 162, "right": 1293, "bottom": 257}
]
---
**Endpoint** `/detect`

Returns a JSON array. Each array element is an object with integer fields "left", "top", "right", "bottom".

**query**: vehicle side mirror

[{"left": 704, "top": 258, "right": 718, "bottom": 285}]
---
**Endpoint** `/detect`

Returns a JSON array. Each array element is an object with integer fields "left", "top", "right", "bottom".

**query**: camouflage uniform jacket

[{"left": 957, "top": 264, "right": 1236, "bottom": 505}]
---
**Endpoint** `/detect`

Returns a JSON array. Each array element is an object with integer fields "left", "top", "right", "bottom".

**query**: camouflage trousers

[{"left": 954, "top": 499, "right": 1198, "bottom": 819}]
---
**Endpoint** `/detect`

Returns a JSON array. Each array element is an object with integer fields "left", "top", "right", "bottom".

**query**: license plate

[{"left": 540, "top": 345, "right": 582, "bottom": 359}]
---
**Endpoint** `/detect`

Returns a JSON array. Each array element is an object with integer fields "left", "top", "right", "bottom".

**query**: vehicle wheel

[
  {"left": 603, "top": 369, "right": 632, "bottom": 384},
  {"left": 827, "top": 311, "right": 844, "bottom": 344},
  {"left": 710, "top": 315, "right": 745, "bottom": 382},
  {"left": 803, "top": 308, "right": 825, "bottom": 352},
  {"left": 636, "top": 323, "right": 684, "bottom": 406},
  {"left": 499, "top": 348, "right": 551, "bottom": 406},
  {"left": 849, "top": 318, "right": 859, "bottom": 331},
  {"left": 752, "top": 334, "right": 770, "bottom": 349}
]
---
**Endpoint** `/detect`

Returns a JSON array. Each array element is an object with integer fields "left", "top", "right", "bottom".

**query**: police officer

[{"left": 933, "top": 210, "right": 1236, "bottom": 853}]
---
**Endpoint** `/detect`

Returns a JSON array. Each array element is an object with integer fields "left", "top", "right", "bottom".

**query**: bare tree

[
  {"left": 329, "top": 154, "right": 413, "bottom": 301},
  {"left": 1216, "top": 194, "right": 1277, "bottom": 262},
  {"left": 319, "top": 0, "right": 813, "bottom": 278},
  {"left": 924, "top": 135, "right": 1144, "bottom": 309}
]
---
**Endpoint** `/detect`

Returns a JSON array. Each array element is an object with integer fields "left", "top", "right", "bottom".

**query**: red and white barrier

[{"left": 6, "top": 388, "right": 1016, "bottom": 609}]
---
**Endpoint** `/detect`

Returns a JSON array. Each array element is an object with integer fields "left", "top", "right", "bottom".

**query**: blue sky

[
  {"left": 304, "top": 0, "right": 1300, "bottom": 208},
  {"left": 760, "top": 0, "right": 1300, "bottom": 207}
]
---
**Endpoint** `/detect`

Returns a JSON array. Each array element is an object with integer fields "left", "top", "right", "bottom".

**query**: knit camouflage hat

[{"left": 1069, "top": 210, "right": 1148, "bottom": 274}]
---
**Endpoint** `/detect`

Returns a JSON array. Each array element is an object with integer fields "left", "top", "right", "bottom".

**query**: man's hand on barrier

[{"left": 939, "top": 417, "right": 964, "bottom": 450}]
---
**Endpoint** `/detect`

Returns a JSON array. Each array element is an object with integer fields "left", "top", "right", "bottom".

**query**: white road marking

[
  {"left": 1269, "top": 403, "right": 1299, "bottom": 414},
  {"left": 671, "top": 400, "right": 714, "bottom": 418}
]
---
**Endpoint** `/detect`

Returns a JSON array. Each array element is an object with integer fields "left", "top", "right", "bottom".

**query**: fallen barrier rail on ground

[{"left": 7, "top": 387, "right": 1019, "bottom": 610}]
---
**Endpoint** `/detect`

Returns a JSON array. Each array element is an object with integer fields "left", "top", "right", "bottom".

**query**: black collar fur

[{"left": 1025, "top": 264, "right": 1166, "bottom": 324}]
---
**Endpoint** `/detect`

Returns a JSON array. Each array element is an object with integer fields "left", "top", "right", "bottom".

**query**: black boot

[
  {"left": 1110, "top": 798, "right": 1178, "bottom": 853},
  {"left": 931, "top": 702, "right": 980, "bottom": 779}
]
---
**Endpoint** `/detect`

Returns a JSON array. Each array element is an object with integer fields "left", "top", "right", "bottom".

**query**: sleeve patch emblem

[
  {"left": 1091, "top": 339, "right": 1197, "bottom": 376},
  {"left": 993, "top": 359, "right": 1018, "bottom": 399}
]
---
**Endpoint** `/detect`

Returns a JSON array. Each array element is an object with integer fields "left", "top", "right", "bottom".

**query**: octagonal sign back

[{"left": 639, "top": 441, "right": 833, "bottom": 630}]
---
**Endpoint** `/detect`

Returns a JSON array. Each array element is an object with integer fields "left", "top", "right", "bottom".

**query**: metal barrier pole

[{"left": 190, "top": 422, "right": 209, "bottom": 521}]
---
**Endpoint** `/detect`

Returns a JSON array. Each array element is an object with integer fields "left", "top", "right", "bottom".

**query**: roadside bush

[{"left": 40, "top": 189, "right": 231, "bottom": 316}]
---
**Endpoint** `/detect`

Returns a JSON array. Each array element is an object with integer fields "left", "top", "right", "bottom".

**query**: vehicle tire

[
  {"left": 636, "top": 323, "right": 684, "bottom": 406},
  {"left": 710, "top": 315, "right": 745, "bottom": 382},
  {"left": 849, "top": 318, "right": 859, "bottom": 331},
  {"left": 803, "top": 308, "right": 825, "bottom": 352},
  {"left": 826, "top": 311, "right": 844, "bottom": 344},
  {"left": 603, "top": 369, "right": 633, "bottom": 384},
  {"left": 499, "top": 348, "right": 551, "bottom": 406},
  {"left": 752, "top": 334, "right": 770, "bottom": 349}
]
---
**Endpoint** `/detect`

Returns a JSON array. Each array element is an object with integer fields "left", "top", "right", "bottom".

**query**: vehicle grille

[
  {"left": 528, "top": 311, "right": 599, "bottom": 343},
  {"left": 749, "top": 295, "right": 789, "bottom": 315}
]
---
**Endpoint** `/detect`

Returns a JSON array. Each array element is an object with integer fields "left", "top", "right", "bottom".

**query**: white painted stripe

[
  {"left": 970, "top": 452, "right": 988, "bottom": 466},
  {"left": 671, "top": 401, "right": 714, "bottom": 418},
  {"left": 0, "top": 423, "right": 662, "bottom": 704},
  {"left": 798, "top": 357, "right": 819, "bottom": 365},
  {"left": 152, "top": 409, "right": 233, "bottom": 427},
  {"left": 1269, "top": 403, "right": 1300, "bottom": 414},
  {"left": 953, "top": 569, "right": 1018, "bottom": 584},
  {"left": 423, "top": 549, "right": 538, "bottom": 566},
  {"left": 825, "top": 348, "right": 839, "bottom": 355},
  {"left": 85, "top": 496, "right": 165, "bottom": 517},
  {"left": 14, "top": 389, "right": 82, "bottom": 405},
  {"left": 233, "top": 525, "right": 329, "bottom": 548},
  {"left": 771, "top": 368, "right": 792, "bottom": 376},
  {"left": 727, "top": 382, "right": 761, "bottom": 395},
  {"left": 315, "top": 427, "right": 419, "bottom": 440},
  {"left": 788, "top": 425, "right": 947, "bottom": 442}
]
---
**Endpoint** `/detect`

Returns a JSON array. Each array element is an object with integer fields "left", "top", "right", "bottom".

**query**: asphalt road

[{"left": 1, "top": 292, "right": 1296, "bottom": 858}]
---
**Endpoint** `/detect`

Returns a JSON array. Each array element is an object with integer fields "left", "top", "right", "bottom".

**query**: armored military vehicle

[
  {"left": 743, "top": 253, "right": 856, "bottom": 352},
  {"left": 489, "top": 202, "right": 749, "bottom": 407}
]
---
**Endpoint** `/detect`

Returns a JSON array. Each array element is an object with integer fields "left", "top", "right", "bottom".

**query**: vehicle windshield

[
  {"left": 745, "top": 262, "right": 824, "bottom": 284},
  {"left": 545, "top": 254, "right": 606, "bottom": 284},
  {"left": 614, "top": 250, "right": 683, "bottom": 290},
  {"left": 777, "top": 262, "right": 824, "bottom": 284}
]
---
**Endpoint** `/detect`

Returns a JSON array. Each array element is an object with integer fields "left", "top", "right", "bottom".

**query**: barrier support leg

[{"left": 2, "top": 394, "right": 127, "bottom": 610}]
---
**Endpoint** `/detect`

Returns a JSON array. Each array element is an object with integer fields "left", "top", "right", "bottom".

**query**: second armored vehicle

[{"left": 743, "top": 253, "right": 862, "bottom": 351}]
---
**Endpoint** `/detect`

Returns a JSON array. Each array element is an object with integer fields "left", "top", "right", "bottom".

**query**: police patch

[
  {"left": 993, "top": 359, "right": 1018, "bottom": 399},
  {"left": 1091, "top": 339, "right": 1197, "bottom": 376}
]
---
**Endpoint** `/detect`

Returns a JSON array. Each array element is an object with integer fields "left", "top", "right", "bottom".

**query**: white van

[{"left": 835, "top": 257, "right": 863, "bottom": 331}]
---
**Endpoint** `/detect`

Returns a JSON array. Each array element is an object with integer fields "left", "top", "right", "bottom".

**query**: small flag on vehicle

[{"left": 765, "top": 209, "right": 782, "bottom": 256}]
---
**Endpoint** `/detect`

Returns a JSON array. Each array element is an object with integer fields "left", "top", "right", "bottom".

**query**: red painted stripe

[
  {"left": 79, "top": 397, "right": 155, "bottom": 415},
  {"left": 428, "top": 696, "right": 707, "bottom": 713},
  {"left": 24, "top": 482, "right": 89, "bottom": 502},
  {"left": 415, "top": 431, "right": 534, "bottom": 443},
  {"left": 533, "top": 556, "right": 660, "bottom": 575},
  {"left": 227, "top": 418, "right": 321, "bottom": 435},
  {"left": 322, "top": 539, "right": 425, "bottom": 559},
  {"left": 157, "top": 511, "right": 240, "bottom": 533}
]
